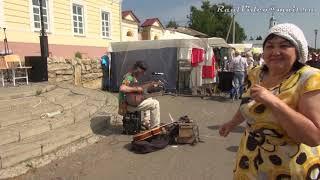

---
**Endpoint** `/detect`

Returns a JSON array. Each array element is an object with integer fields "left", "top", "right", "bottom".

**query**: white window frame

[
  {"left": 0, "top": 0, "right": 4, "bottom": 28},
  {"left": 29, "top": 0, "right": 52, "bottom": 32},
  {"left": 100, "top": 9, "right": 111, "bottom": 39},
  {"left": 71, "top": 1, "right": 86, "bottom": 37}
]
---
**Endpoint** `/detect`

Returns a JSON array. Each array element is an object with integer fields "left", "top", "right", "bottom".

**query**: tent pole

[
  {"left": 232, "top": 13, "right": 235, "bottom": 44},
  {"left": 177, "top": 61, "right": 180, "bottom": 95},
  {"left": 226, "top": 14, "right": 233, "bottom": 43}
]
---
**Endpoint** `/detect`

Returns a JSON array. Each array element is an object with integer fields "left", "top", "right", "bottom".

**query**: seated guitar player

[{"left": 118, "top": 61, "right": 161, "bottom": 129}]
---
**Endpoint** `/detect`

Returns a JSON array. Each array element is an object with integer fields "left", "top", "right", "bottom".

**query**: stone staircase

[{"left": 0, "top": 83, "right": 121, "bottom": 179}]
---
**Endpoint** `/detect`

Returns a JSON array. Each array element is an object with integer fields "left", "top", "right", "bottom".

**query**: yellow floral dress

[{"left": 234, "top": 65, "right": 320, "bottom": 180}]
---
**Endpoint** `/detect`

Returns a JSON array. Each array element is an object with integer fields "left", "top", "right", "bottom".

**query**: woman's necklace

[{"left": 259, "top": 70, "right": 295, "bottom": 93}]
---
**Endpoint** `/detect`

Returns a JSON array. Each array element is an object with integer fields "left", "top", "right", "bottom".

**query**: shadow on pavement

[
  {"left": 90, "top": 115, "right": 123, "bottom": 136},
  {"left": 201, "top": 95, "right": 232, "bottom": 102},
  {"left": 123, "top": 143, "right": 132, "bottom": 151},
  {"left": 226, "top": 146, "right": 239, "bottom": 152},
  {"left": 207, "top": 125, "right": 245, "bottom": 133}
]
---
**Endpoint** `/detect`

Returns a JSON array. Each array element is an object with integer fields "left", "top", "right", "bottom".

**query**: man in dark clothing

[{"left": 306, "top": 53, "right": 320, "bottom": 69}]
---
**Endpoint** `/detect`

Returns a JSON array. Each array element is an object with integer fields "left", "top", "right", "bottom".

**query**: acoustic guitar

[
  {"left": 126, "top": 80, "right": 164, "bottom": 106},
  {"left": 133, "top": 121, "right": 176, "bottom": 142}
]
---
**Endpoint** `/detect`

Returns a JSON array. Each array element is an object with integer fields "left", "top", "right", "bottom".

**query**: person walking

[{"left": 230, "top": 50, "right": 248, "bottom": 99}]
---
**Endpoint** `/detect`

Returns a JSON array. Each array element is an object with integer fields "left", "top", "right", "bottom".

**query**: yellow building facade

[
  {"left": 121, "top": 10, "right": 139, "bottom": 41},
  {"left": 0, "top": 0, "right": 122, "bottom": 58},
  {"left": 141, "top": 18, "right": 164, "bottom": 40}
]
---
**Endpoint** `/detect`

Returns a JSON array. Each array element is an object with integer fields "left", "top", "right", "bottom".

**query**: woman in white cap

[{"left": 219, "top": 23, "right": 320, "bottom": 179}]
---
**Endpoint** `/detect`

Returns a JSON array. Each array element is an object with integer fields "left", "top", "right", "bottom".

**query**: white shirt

[{"left": 230, "top": 55, "right": 248, "bottom": 72}]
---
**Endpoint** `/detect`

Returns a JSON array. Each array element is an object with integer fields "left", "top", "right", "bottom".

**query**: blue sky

[{"left": 122, "top": 0, "right": 320, "bottom": 47}]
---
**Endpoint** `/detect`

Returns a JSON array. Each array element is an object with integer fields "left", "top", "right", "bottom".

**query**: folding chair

[{"left": 4, "top": 54, "right": 32, "bottom": 86}]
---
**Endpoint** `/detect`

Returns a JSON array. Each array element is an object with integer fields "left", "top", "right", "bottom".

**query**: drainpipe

[
  {"left": 39, "top": 0, "right": 49, "bottom": 81},
  {"left": 119, "top": 0, "right": 123, "bottom": 42}
]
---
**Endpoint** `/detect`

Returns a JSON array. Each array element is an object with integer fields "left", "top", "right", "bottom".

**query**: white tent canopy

[
  {"left": 111, "top": 38, "right": 231, "bottom": 52},
  {"left": 208, "top": 37, "right": 232, "bottom": 48},
  {"left": 229, "top": 43, "right": 253, "bottom": 52}
]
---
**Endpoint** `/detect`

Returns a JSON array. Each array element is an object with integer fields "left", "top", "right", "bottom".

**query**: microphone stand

[
  {"left": 2, "top": 27, "right": 11, "bottom": 82},
  {"left": 3, "top": 28, "right": 9, "bottom": 55}
]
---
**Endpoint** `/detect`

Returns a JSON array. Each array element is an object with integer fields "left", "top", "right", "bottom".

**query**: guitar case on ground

[
  {"left": 130, "top": 115, "right": 201, "bottom": 154},
  {"left": 131, "top": 134, "right": 170, "bottom": 154}
]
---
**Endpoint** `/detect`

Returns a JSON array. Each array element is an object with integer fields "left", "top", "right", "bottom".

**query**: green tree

[
  {"left": 187, "top": 1, "right": 246, "bottom": 43},
  {"left": 166, "top": 20, "right": 179, "bottom": 28}
]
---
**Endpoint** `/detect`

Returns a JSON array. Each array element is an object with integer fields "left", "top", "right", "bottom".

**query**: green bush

[{"left": 75, "top": 51, "right": 82, "bottom": 59}]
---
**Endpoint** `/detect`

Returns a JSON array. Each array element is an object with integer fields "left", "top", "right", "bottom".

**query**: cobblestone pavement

[{"left": 10, "top": 95, "right": 244, "bottom": 180}]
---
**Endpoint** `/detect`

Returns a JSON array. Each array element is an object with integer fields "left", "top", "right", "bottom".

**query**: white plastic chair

[{"left": 4, "top": 54, "right": 32, "bottom": 86}]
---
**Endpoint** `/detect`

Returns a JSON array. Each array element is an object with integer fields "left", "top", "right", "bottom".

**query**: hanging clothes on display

[
  {"left": 202, "top": 48, "right": 216, "bottom": 84},
  {"left": 202, "top": 66, "right": 214, "bottom": 78},
  {"left": 178, "top": 48, "right": 191, "bottom": 61},
  {"left": 189, "top": 65, "right": 203, "bottom": 88},
  {"left": 191, "top": 48, "right": 205, "bottom": 67},
  {"left": 189, "top": 48, "right": 205, "bottom": 88}
]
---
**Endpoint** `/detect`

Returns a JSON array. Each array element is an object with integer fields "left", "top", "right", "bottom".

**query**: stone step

[
  {"left": 0, "top": 84, "right": 56, "bottom": 101},
  {"left": 0, "top": 86, "right": 117, "bottom": 173},
  {"left": 0, "top": 111, "right": 73, "bottom": 146},
  {"left": 0, "top": 97, "right": 102, "bottom": 146},
  {"left": 0, "top": 104, "right": 60, "bottom": 128},
  {"left": 0, "top": 108, "right": 114, "bottom": 169},
  {"left": 58, "top": 84, "right": 106, "bottom": 100},
  {"left": 0, "top": 118, "right": 50, "bottom": 147},
  {"left": 0, "top": 97, "right": 41, "bottom": 113},
  {"left": 0, "top": 93, "right": 87, "bottom": 128},
  {"left": 0, "top": 87, "right": 67, "bottom": 113}
]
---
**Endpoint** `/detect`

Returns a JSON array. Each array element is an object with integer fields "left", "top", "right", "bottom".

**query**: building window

[
  {"left": 73, "top": 4, "right": 84, "bottom": 35},
  {"left": 32, "top": 0, "right": 49, "bottom": 31},
  {"left": 154, "top": 35, "right": 159, "bottom": 40},
  {"left": 101, "top": 11, "right": 110, "bottom": 38},
  {"left": 127, "top": 31, "right": 133, "bottom": 37},
  {"left": 0, "top": 0, "right": 4, "bottom": 27}
]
